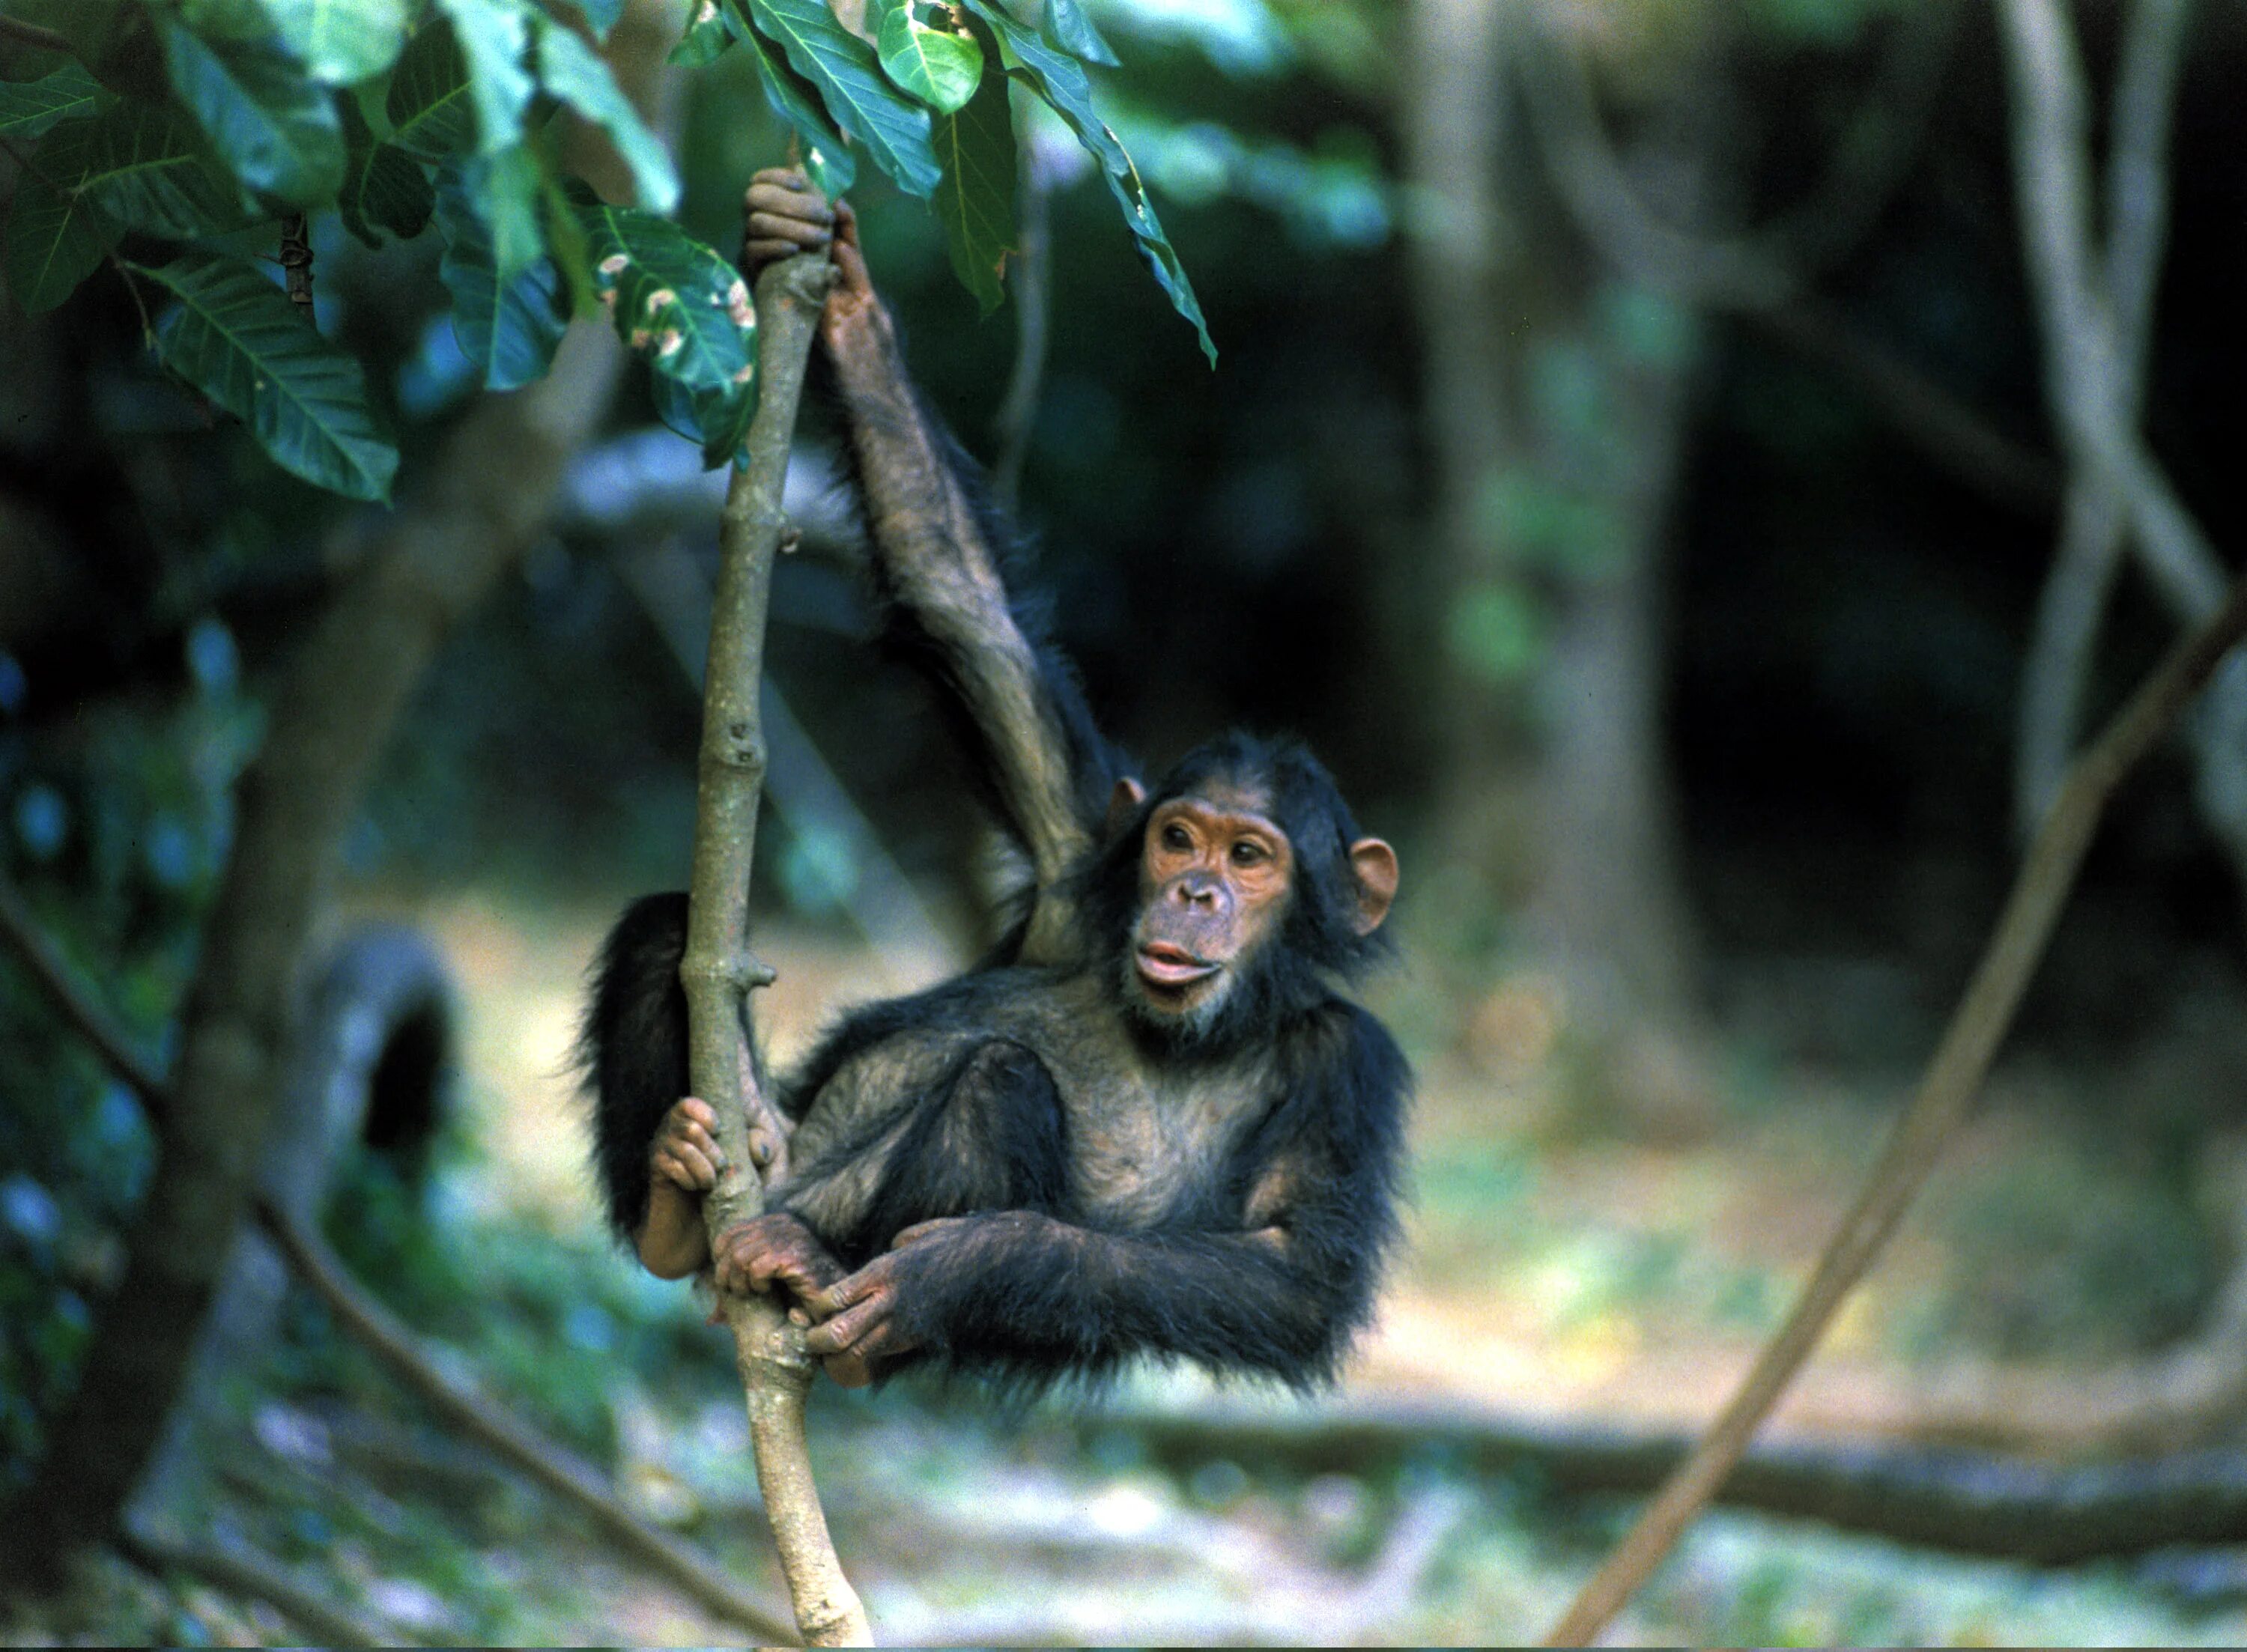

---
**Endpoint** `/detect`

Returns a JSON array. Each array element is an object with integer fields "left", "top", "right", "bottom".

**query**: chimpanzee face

[{"left": 1126, "top": 783, "right": 1296, "bottom": 1029}]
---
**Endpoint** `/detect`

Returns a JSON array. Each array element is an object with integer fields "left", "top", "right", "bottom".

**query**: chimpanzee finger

[
  {"left": 822, "top": 1352, "right": 874, "bottom": 1388},
  {"left": 801, "top": 1295, "right": 887, "bottom": 1356},
  {"left": 798, "top": 1261, "right": 880, "bottom": 1321},
  {"left": 746, "top": 210, "right": 833, "bottom": 248},
  {"left": 653, "top": 1141, "right": 718, "bottom": 1191},
  {"left": 676, "top": 1096, "right": 718, "bottom": 1128},
  {"left": 747, "top": 165, "right": 810, "bottom": 198}
]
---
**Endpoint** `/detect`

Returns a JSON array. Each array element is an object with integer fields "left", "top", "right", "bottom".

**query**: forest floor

[{"left": 13, "top": 884, "right": 2247, "bottom": 1645}]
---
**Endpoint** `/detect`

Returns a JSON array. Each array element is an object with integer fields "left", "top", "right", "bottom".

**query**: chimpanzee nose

[{"left": 1173, "top": 874, "right": 1220, "bottom": 909}]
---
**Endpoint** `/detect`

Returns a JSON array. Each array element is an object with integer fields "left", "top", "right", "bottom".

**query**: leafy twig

[
  {"left": 279, "top": 215, "right": 314, "bottom": 309},
  {"left": 1544, "top": 571, "right": 2247, "bottom": 1648}
]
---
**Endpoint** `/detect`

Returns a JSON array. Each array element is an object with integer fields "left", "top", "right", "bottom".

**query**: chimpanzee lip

[{"left": 1136, "top": 942, "right": 1219, "bottom": 988}]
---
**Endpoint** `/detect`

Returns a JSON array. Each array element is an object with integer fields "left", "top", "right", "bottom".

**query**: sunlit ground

[{"left": 18, "top": 884, "right": 2241, "bottom": 1645}]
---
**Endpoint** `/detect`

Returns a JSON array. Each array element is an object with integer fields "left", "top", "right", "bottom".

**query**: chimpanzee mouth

[{"left": 1135, "top": 942, "right": 1219, "bottom": 991}]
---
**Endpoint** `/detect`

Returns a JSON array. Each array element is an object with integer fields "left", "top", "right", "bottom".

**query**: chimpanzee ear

[
  {"left": 1347, "top": 839, "right": 1398, "bottom": 935},
  {"left": 1106, "top": 777, "right": 1148, "bottom": 840}
]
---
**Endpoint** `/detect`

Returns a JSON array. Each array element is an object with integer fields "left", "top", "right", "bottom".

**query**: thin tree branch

[
  {"left": 118, "top": 1516, "right": 400, "bottom": 1648},
  {"left": 682, "top": 234, "right": 868, "bottom": 1643},
  {"left": 0, "top": 875, "right": 169, "bottom": 1112},
  {"left": 254, "top": 1196, "right": 797, "bottom": 1642},
  {"left": 1744, "top": 299, "right": 2060, "bottom": 515},
  {"left": 992, "top": 116, "right": 1053, "bottom": 514},
  {"left": 2014, "top": 0, "right": 2198, "bottom": 831},
  {"left": 1544, "top": 571, "right": 2247, "bottom": 1648},
  {"left": 0, "top": 13, "right": 73, "bottom": 55},
  {"left": 1520, "top": 13, "right": 2055, "bottom": 520}
]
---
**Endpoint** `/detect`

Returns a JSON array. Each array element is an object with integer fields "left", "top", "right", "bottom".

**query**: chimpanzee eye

[
  {"left": 1162, "top": 823, "right": 1192, "bottom": 851},
  {"left": 1231, "top": 840, "right": 1267, "bottom": 867}
]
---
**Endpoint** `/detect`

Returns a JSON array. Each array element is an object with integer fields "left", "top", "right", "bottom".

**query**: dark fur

[{"left": 581, "top": 358, "right": 1408, "bottom": 1394}]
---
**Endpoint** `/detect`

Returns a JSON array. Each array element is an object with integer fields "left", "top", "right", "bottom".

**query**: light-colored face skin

[{"left": 1127, "top": 786, "right": 1295, "bottom": 1026}]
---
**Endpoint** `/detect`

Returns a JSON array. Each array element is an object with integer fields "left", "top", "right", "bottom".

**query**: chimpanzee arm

[
  {"left": 803, "top": 1006, "right": 1410, "bottom": 1387},
  {"left": 746, "top": 172, "right": 1129, "bottom": 959}
]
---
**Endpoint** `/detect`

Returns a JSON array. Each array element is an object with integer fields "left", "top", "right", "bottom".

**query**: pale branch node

[
  {"left": 1544, "top": 572, "right": 2247, "bottom": 1648},
  {"left": 681, "top": 227, "right": 870, "bottom": 1645}
]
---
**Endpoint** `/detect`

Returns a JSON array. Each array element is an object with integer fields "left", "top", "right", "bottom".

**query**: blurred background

[{"left": 9, "top": 0, "right": 2247, "bottom": 1641}]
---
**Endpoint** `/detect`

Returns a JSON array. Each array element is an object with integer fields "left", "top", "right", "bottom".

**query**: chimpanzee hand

[
  {"left": 712, "top": 1209, "right": 848, "bottom": 1304},
  {"left": 649, "top": 1096, "right": 724, "bottom": 1194},
  {"left": 739, "top": 167, "right": 882, "bottom": 354},
  {"left": 798, "top": 1212, "right": 1061, "bottom": 1387}
]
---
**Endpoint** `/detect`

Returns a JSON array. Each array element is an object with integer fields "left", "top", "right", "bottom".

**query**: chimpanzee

[{"left": 582, "top": 169, "right": 1407, "bottom": 1392}]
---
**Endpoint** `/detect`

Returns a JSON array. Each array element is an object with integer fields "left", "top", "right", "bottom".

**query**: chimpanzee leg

[{"left": 777, "top": 1040, "right": 1067, "bottom": 1266}]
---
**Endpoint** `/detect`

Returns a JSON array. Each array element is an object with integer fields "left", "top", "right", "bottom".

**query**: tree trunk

[{"left": 0, "top": 0, "right": 685, "bottom": 1562}]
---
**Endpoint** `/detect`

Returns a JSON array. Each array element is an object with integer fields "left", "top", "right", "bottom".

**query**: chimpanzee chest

[{"left": 1000, "top": 972, "right": 1281, "bottom": 1230}]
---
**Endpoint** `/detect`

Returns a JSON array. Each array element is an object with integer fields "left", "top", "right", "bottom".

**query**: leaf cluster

[{"left": 1, "top": 0, "right": 1209, "bottom": 503}]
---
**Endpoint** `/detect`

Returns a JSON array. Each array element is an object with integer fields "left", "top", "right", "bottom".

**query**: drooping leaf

[
  {"left": 962, "top": 0, "right": 1213, "bottom": 363},
  {"left": 434, "top": 159, "right": 565, "bottom": 389},
  {"left": 338, "top": 99, "right": 434, "bottom": 246},
  {"left": 1032, "top": 0, "right": 1116, "bottom": 67},
  {"left": 930, "top": 29, "right": 1012, "bottom": 314},
  {"left": 742, "top": 0, "right": 939, "bottom": 197},
  {"left": 0, "top": 64, "right": 112, "bottom": 139},
  {"left": 434, "top": 0, "right": 533, "bottom": 155},
  {"left": 386, "top": 19, "right": 477, "bottom": 160},
  {"left": 651, "top": 369, "right": 754, "bottom": 470},
  {"left": 725, "top": 1, "right": 853, "bottom": 196},
  {"left": 877, "top": 4, "right": 983, "bottom": 115},
  {"left": 5, "top": 173, "right": 111, "bottom": 315},
  {"left": 571, "top": 0, "right": 625, "bottom": 40},
  {"left": 161, "top": 19, "right": 347, "bottom": 207},
  {"left": 457, "top": 142, "right": 546, "bottom": 286},
  {"left": 40, "top": 104, "right": 242, "bottom": 239},
  {"left": 135, "top": 250, "right": 398, "bottom": 502},
  {"left": 669, "top": 0, "right": 732, "bottom": 64},
  {"left": 255, "top": 0, "right": 411, "bottom": 84},
  {"left": 574, "top": 195, "right": 758, "bottom": 465},
  {"left": 533, "top": 19, "right": 678, "bottom": 211}
]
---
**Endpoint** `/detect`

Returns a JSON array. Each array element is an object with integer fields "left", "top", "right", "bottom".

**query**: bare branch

[
  {"left": 992, "top": 121, "right": 1055, "bottom": 513},
  {"left": 1544, "top": 571, "right": 2247, "bottom": 1647},
  {"left": 0, "top": 876, "right": 169, "bottom": 1113},
  {"left": 2015, "top": 0, "right": 2197, "bottom": 830},
  {"left": 118, "top": 1516, "right": 400, "bottom": 1648},
  {"left": 0, "top": 13, "right": 73, "bottom": 55},
  {"left": 255, "top": 1196, "right": 797, "bottom": 1642},
  {"left": 682, "top": 231, "right": 870, "bottom": 1642}
]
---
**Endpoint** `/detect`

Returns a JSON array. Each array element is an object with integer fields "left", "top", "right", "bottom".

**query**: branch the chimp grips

[{"left": 678, "top": 216, "right": 870, "bottom": 1644}]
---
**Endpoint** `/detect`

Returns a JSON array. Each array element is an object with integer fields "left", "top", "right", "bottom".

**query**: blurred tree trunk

[
  {"left": 0, "top": 0, "right": 676, "bottom": 1578},
  {"left": 1401, "top": 0, "right": 1705, "bottom": 1063}
]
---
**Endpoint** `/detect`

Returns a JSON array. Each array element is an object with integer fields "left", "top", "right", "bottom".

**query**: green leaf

[
  {"left": 40, "top": 104, "right": 242, "bottom": 239},
  {"left": 571, "top": 0, "right": 624, "bottom": 39},
  {"left": 434, "top": 0, "right": 533, "bottom": 155},
  {"left": 386, "top": 19, "right": 478, "bottom": 160},
  {"left": 533, "top": 19, "right": 678, "bottom": 211},
  {"left": 931, "top": 31, "right": 1012, "bottom": 315},
  {"left": 5, "top": 172, "right": 111, "bottom": 315},
  {"left": 135, "top": 250, "right": 398, "bottom": 502},
  {"left": 963, "top": 0, "right": 1213, "bottom": 364},
  {"left": 574, "top": 195, "right": 758, "bottom": 465},
  {"left": 0, "top": 64, "right": 112, "bottom": 139},
  {"left": 877, "top": 5, "right": 982, "bottom": 115},
  {"left": 1033, "top": 0, "right": 1116, "bottom": 67},
  {"left": 161, "top": 19, "right": 347, "bottom": 207},
  {"left": 434, "top": 160, "right": 565, "bottom": 389},
  {"left": 338, "top": 99, "right": 434, "bottom": 245},
  {"left": 257, "top": 0, "right": 411, "bottom": 84},
  {"left": 669, "top": 0, "right": 732, "bottom": 64},
  {"left": 725, "top": 2, "right": 853, "bottom": 195},
  {"left": 743, "top": 0, "right": 939, "bottom": 197},
  {"left": 458, "top": 142, "right": 545, "bottom": 285}
]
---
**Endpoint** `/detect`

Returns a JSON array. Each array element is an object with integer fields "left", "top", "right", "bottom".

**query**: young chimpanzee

[{"left": 583, "top": 169, "right": 1407, "bottom": 1392}]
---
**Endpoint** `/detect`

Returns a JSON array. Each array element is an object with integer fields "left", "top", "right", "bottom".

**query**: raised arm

[{"left": 744, "top": 170, "right": 1133, "bottom": 959}]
